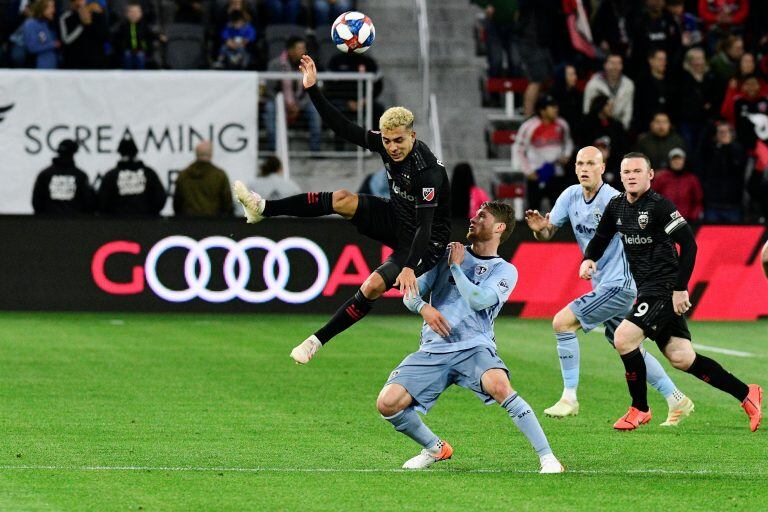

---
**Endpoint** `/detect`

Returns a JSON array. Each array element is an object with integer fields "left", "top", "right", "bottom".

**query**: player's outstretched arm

[
  {"left": 300, "top": 55, "right": 369, "bottom": 149},
  {"left": 525, "top": 210, "right": 557, "bottom": 241}
]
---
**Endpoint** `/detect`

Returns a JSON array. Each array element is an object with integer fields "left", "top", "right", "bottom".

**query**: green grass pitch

[{"left": 0, "top": 312, "right": 765, "bottom": 511}]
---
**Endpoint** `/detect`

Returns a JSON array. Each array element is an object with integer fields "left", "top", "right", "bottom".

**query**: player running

[
  {"left": 377, "top": 201, "right": 564, "bottom": 473},
  {"left": 525, "top": 146, "right": 692, "bottom": 426},
  {"left": 234, "top": 55, "right": 450, "bottom": 365},
  {"left": 581, "top": 152, "right": 762, "bottom": 431}
]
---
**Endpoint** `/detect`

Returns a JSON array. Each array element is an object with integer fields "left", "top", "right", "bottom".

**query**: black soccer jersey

[
  {"left": 585, "top": 189, "right": 690, "bottom": 297},
  {"left": 363, "top": 133, "right": 451, "bottom": 247}
]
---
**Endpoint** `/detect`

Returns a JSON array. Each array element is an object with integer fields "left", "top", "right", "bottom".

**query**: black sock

[
  {"left": 686, "top": 353, "right": 749, "bottom": 401},
  {"left": 314, "top": 290, "right": 376, "bottom": 344},
  {"left": 262, "top": 192, "right": 334, "bottom": 217},
  {"left": 621, "top": 348, "right": 649, "bottom": 412}
]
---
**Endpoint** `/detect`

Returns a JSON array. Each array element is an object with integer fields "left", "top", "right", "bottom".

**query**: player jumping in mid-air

[
  {"left": 234, "top": 55, "right": 450, "bottom": 364},
  {"left": 378, "top": 201, "right": 564, "bottom": 473},
  {"left": 581, "top": 152, "right": 762, "bottom": 431},
  {"left": 525, "top": 146, "right": 692, "bottom": 426}
]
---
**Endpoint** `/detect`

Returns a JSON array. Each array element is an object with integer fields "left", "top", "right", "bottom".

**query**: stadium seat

[
  {"left": 164, "top": 23, "right": 206, "bottom": 69},
  {"left": 486, "top": 77, "right": 528, "bottom": 119},
  {"left": 491, "top": 130, "right": 517, "bottom": 145}
]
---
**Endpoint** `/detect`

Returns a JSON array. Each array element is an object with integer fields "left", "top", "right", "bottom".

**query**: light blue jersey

[
  {"left": 411, "top": 247, "right": 519, "bottom": 353},
  {"left": 549, "top": 184, "right": 635, "bottom": 291}
]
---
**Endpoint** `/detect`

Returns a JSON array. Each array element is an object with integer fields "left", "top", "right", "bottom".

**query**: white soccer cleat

[
  {"left": 290, "top": 335, "right": 322, "bottom": 365},
  {"left": 539, "top": 453, "right": 565, "bottom": 474},
  {"left": 661, "top": 396, "right": 695, "bottom": 427},
  {"left": 402, "top": 440, "right": 453, "bottom": 470},
  {"left": 233, "top": 180, "right": 265, "bottom": 224},
  {"left": 544, "top": 399, "right": 580, "bottom": 418}
]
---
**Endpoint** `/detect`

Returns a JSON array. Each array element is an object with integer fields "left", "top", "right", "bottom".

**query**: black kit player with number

[
  {"left": 582, "top": 152, "right": 761, "bottom": 432},
  {"left": 233, "top": 54, "right": 450, "bottom": 365}
]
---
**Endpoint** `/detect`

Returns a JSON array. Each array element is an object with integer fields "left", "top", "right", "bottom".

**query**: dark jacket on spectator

[
  {"left": 700, "top": 137, "right": 746, "bottom": 209},
  {"left": 59, "top": 4, "right": 108, "bottom": 68},
  {"left": 679, "top": 69, "right": 717, "bottom": 124},
  {"left": 633, "top": 130, "right": 687, "bottom": 169},
  {"left": 173, "top": 161, "right": 233, "bottom": 217},
  {"left": 98, "top": 159, "right": 167, "bottom": 215},
  {"left": 734, "top": 95, "right": 768, "bottom": 151},
  {"left": 112, "top": 18, "right": 157, "bottom": 59},
  {"left": 32, "top": 155, "right": 96, "bottom": 215},
  {"left": 592, "top": 0, "right": 633, "bottom": 57},
  {"left": 634, "top": 71, "right": 678, "bottom": 130},
  {"left": 628, "top": 6, "right": 681, "bottom": 74}
]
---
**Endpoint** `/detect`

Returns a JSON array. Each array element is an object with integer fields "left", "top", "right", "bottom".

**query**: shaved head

[
  {"left": 195, "top": 140, "right": 212, "bottom": 161},
  {"left": 577, "top": 145, "right": 604, "bottom": 163},
  {"left": 574, "top": 145, "right": 606, "bottom": 192}
]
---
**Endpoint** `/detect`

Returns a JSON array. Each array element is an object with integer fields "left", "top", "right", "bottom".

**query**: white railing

[
  {"left": 428, "top": 93, "right": 443, "bottom": 162},
  {"left": 415, "top": 0, "right": 430, "bottom": 123},
  {"left": 257, "top": 71, "right": 377, "bottom": 176}
]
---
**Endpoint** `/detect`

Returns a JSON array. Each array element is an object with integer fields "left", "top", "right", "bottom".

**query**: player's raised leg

[
  {"left": 612, "top": 320, "right": 653, "bottom": 430},
  {"left": 234, "top": 183, "right": 359, "bottom": 223},
  {"left": 377, "top": 383, "right": 453, "bottom": 470},
  {"left": 481, "top": 369, "right": 564, "bottom": 473},
  {"left": 663, "top": 336, "right": 762, "bottom": 432}
]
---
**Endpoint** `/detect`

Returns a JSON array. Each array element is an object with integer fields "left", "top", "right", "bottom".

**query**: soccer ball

[{"left": 331, "top": 11, "right": 375, "bottom": 54}]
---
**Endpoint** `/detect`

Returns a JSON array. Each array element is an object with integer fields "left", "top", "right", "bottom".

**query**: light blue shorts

[
  {"left": 568, "top": 286, "right": 636, "bottom": 341},
  {"left": 385, "top": 346, "right": 509, "bottom": 414}
]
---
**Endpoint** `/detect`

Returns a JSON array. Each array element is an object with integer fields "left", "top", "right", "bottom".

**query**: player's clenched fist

[
  {"left": 448, "top": 242, "right": 465, "bottom": 266},
  {"left": 579, "top": 259, "right": 596, "bottom": 280}
]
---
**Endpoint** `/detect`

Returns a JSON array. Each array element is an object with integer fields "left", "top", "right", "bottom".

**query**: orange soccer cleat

[
  {"left": 613, "top": 406, "right": 652, "bottom": 430},
  {"left": 741, "top": 384, "right": 763, "bottom": 432}
]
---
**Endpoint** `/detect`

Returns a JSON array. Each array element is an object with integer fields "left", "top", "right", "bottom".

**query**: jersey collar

[
  {"left": 582, "top": 183, "right": 604, "bottom": 205},
  {"left": 467, "top": 246, "right": 500, "bottom": 260}
]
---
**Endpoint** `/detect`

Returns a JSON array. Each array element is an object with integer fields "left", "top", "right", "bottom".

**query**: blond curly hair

[{"left": 379, "top": 107, "right": 414, "bottom": 132}]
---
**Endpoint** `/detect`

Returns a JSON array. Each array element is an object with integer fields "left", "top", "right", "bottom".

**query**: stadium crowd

[{"left": 477, "top": 0, "right": 768, "bottom": 223}]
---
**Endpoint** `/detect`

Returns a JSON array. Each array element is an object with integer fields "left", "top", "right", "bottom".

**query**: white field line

[
  {"left": 0, "top": 465, "right": 761, "bottom": 476},
  {"left": 591, "top": 327, "right": 757, "bottom": 358}
]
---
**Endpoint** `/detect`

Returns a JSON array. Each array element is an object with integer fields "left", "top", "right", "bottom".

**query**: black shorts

[
  {"left": 625, "top": 296, "right": 692, "bottom": 349},
  {"left": 351, "top": 194, "right": 446, "bottom": 287}
]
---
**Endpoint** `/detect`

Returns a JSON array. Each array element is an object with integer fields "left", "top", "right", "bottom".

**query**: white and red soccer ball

[{"left": 331, "top": 11, "right": 375, "bottom": 54}]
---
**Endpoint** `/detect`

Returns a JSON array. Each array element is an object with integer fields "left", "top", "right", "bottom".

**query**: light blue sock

[
  {"left": 643, "top": 348, "right": 676, "bottom": 399},
  {"left": 383, "top": 407, "right": 439, "bottom": 450},
  {"left": 502, "top": 393, "right": 552, "bottom": 457},
  {"left": 556, "top": 332, "right": 579, "bottom": 390}
]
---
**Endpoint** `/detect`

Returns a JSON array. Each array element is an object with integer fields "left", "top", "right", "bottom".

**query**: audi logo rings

[{"left": 144, "top": 236, "right": 329, "bottom": 304}]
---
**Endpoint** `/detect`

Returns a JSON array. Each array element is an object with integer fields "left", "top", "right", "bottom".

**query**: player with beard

[
  {"left": 581, "top": 152, "right": 762, "bottom": 431},
  {"left": 377, "top": 201, "right": 564, "bottom": 473},
  {"left": 234, "top": 55, "right": 450, "bottom": 365}
]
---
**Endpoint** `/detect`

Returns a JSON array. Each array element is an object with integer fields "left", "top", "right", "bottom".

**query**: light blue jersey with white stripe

[
  {"left": 549, "top": 183, "right": 635, "bottom": 291},
  {"left": 413, "top": 247, "right": 519, "bottom": 353}
]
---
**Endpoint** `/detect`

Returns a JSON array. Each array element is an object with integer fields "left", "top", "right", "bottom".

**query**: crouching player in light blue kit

[
  {"left": 376, "top": 201, "right": 564, "bottom": 473},
  {"left": 525, "top": 146, "right": 693, "bottom": 425}
]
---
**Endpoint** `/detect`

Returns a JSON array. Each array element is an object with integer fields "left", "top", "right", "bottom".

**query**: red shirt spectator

[
  {"left": 698, "top": 0, "right": 749, "bottom": 32},
  {"left": 652, "top": 148, "right": 704, "bottom": 220}
]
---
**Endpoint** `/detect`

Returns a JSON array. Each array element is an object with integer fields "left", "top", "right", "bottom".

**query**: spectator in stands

[
  {"left": 733, "top": 75, "right": 768, "bottom": 152},
  {"left": 246, "top": 156, "right": 301, "bottom": 200},
  {"left": 215, "top": 0, "right": 255, "bottom": 36},
  {"left": 512, "top": 94, "right": 573, "bottom": 211},
  {"left": 214, "top": 10, "right": 256, "bottom": 69},
  {"left": 325, "top": 50, "right": 384, "bottom": 127},
  {"left": 265, "top": 0, "right": 300, "bottom": 24},
  {"left": 651, "top": 147, "right": 703, "bottom": 220},
  {"left": 312, "top": 0, "right": 352, "bottom": 27},
  {"left": 592, "top": 0, "right": 633, "bottom": 58},
  {"left": 20, "top": 0, "right": 59, "bottom": 69},
  {"left": 628, "top": 0, "right": 681, "bottom": 75},
  {"left": 633, "top": 111, "right": 687, "bottom": 169},
  {"left": 698, "top": 0, "right": 749, "bottom": 38},
  {"left": 112, "top": 2, "right": 161, "bottom": 69},
  {"left": 581, "top": 95, "right": 628, "bottom": 175},
  {"left": 551, "top": 64, "right": 582, "bottom": 136},
  {"left": 517, "top": 0, "right": 558, "bottom": 117},
  {"left": 472, "top": 0, "right": 518, "bottom": 78},
  {"left": 450, "top": 162, "right": 490, "bottom": 220},
  {"left": 719, "top": 52, "right": 768, "bottom": 123},
  {"left": 358, "top": 168, "right": 390, "bottom": 199},
  {"left": 32, "top": 139, "right": 95, "bottom": 215},
  {"left": 700, "top": 122, "right": 746, "bottom": 222},
  {"left": 709, "top": 33, "right": 744, "bottom": 102},
  {"left": 265, "top": 37, "right": 322, "bottom": 151},
  {"left": 665, "top": 0, "right": 702, "bottom": 49},
  {"left": 679, "top": 47, "right": 717, "bottom": 163},
  {"left": 59, "top": 0, "right": 108, "bottom": 69},
  {"left": 98, "top": 135, "right": 167, "bottom": 216},
  {"left": 173, "top": 141, "right": 233, "bottom": 217},
  {"left": 633, "top": 48, "right": 677, "bottom": 132},
  {"left": 582, "top": 53, "right": 634, "bottom": 130}
]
